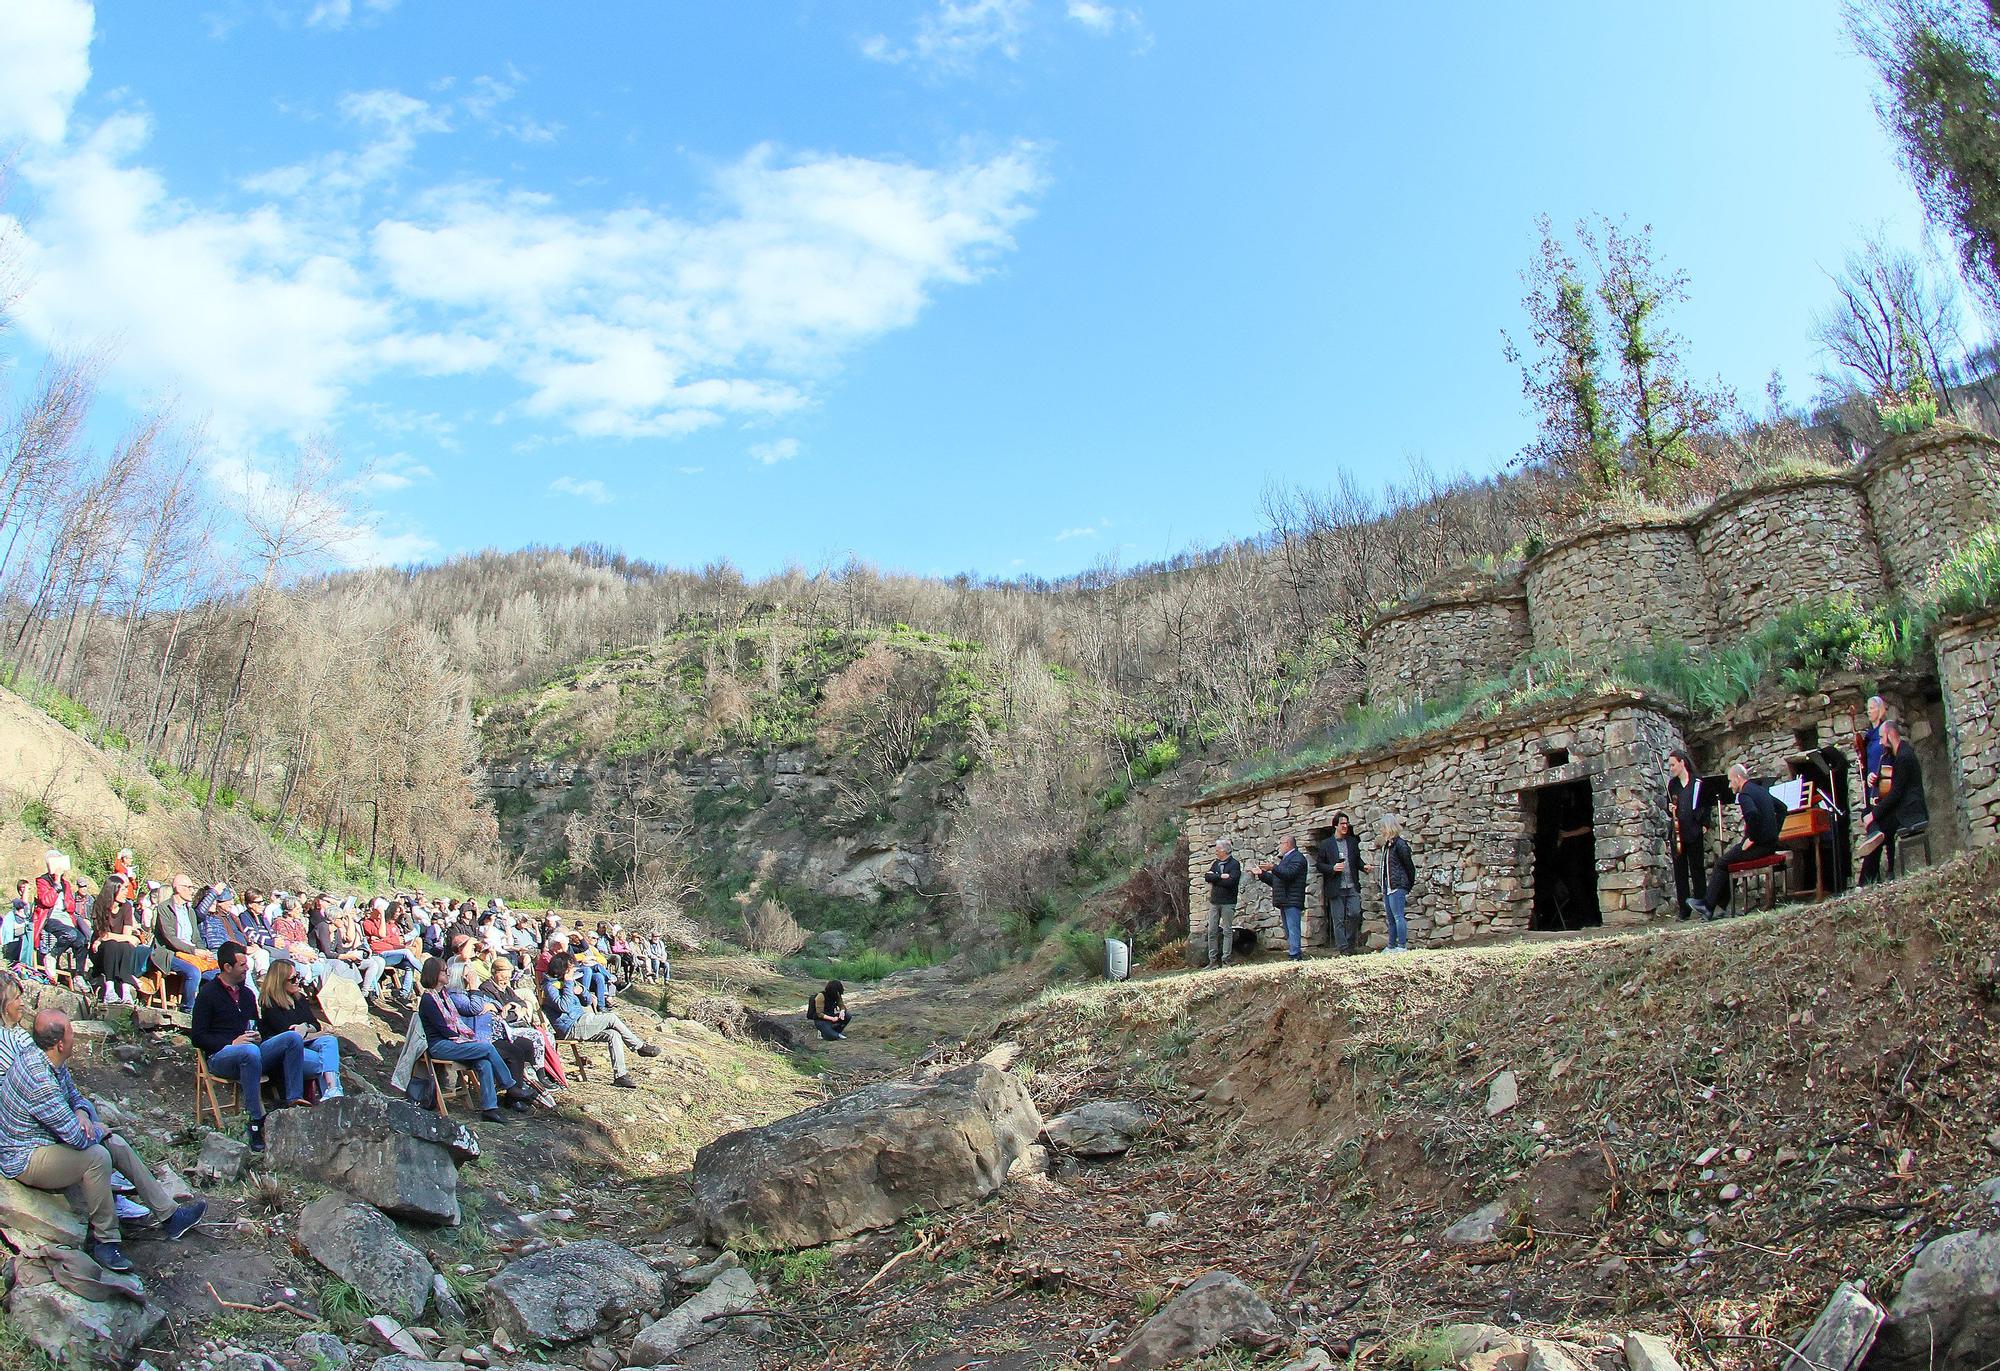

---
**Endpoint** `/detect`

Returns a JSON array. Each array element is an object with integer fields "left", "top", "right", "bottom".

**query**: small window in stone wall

[
  {"left": 1543, "top": 747, "right": 1570, "bottom": 768},
  {"left": 1309, "top": 787, "right": 1349, "bottom": 810}
]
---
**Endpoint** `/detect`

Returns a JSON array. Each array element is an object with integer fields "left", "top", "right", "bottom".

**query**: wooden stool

[
  {"left": 1895, "top": 822, "right": 1934, "bottom": 874},
  {"left": 421, "top": 1054, "right": 477, "bottom": 1118},
  {"left": 1728, "top": 852, "right": 1790, "bottom": 911},
  {"left": 193, "top": 1055, "right": 241, "bottom": 1129}
]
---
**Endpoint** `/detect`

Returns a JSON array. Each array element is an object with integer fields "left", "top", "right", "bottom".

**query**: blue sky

[{"left": 0, "top": 0, "right": 1958, "bottom": 578}]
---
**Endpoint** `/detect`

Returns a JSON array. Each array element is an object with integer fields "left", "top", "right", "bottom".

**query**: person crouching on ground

[
  {"left": 1253, "top": 834, "right": 1311, "bottom": 961},
  {"left": 542, "top": 952, "right": 657, "bottom": 1089},
  {"left": 192, "top": 941, "right": 306, "bottom": 1152},
  {"left": 417, "top": 957, "right": 536, "bottom": 1123},
  {"left": 258, "top": 960, "right": 344, "bottom": 1101},
  {"left": 0, "top": 1009, "right": 205, "bottom": 1271},
  {"left": 806, "top": 980, "right": 850, "bottom": 1040}
]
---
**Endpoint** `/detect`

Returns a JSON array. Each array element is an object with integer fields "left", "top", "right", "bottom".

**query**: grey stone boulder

[
  {"left": 293, "top": 1331, "right": 352, "bottom": 1368},
  {"left": 484, "top": 1239, "right": 666, "bottom": 1346},
  {"left": 1623, "top": 1331, "right": 1683, "bottom": 1371},
  {"left": 1043, "top": 1100, "right": 1154, "bottom": 1156},
  {"left": 298, "top": 1195, "right": 434, "bottom": 1322},
  {"left": 0, "top": 1174, "right": 87, "bottom": 1246},
  {"left": 372, "top": 1362, "right": 580, "bottom": 1371},
  {"left": 1112, "top": 1271, "right": 1279, "bottom": 1370},
  {"left": 627, "top": 1266, "right": 759, "bottom": 1363},
  {"left": 1873, "top": 1228, "right": 2000, "bottom": 1369},
  {"left": 8, "top": 1281, "right": 165, "bottom": 1369},
  {"left": 1444, "top": 1199, "right": 1515, "bottom": 1246},
  {"left": 266, "top": 1094, "right": 475, "bottom": 1225},
  {"left": 691, "top": 1063, "right": 1041, "bottom": 1250},
  {"left": 1439, "top": 1324, "right": 1527, "bottom": 1361},
  {"left": 196, "top": 1130, "right": 252, "bottom": 1184}
]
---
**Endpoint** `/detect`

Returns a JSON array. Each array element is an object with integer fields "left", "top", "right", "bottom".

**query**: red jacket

[
  {"left": 31, "top": 873, "right": 81, "bottom": 951},
  {"left": 364, "top": 915, "right": 407, "bottom": 955}
]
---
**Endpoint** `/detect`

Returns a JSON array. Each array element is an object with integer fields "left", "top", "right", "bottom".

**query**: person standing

[
  {"left": 1378, "top": 815, "right": 1415, "bottom": 953},
  {"left": 1856, "top": 695, "right": 1890, "bottom": 884},
  {"left": 1315, "top": 814, "right": 1367, "bottom": 955},
  {"left": 1690, "top": 764, "right": 1783, "bottom": 921},
  {"left": 1665, "top": 749, "right": 1709, "bottom": 921},
  {"left": 1199, "top": 839, "right": 1242, "bottom": 969},
  {"left": 1254, "top": 835, "right": 1311, "bottom": 962}
]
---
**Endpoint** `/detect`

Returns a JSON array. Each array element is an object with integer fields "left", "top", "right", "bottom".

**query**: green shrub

[
  {"left": 1879, "top": 396, "right": 1938, "bottom": 435},
  {"left": 1097, "top": 780, "right": 1129, "bottom": 813},
  {"left": 1056, "top": 924, "right": 1106, "bottom": 977},
  {"left": 795, "top": 946, "right": 935, "bottom": 982},
  {"left": 19, "top": 800, "right": 54, "bottom": 840},
  {"left": 1134, "top": 737, "right": 1180, "bottom": 779},
  {"left": 1919, "top": 522, "right": 2000, "bottom": 625}
]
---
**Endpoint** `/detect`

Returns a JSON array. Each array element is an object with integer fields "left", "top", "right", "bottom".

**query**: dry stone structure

[{"left": 1194, "top": 425, "right": 2000, "bottom": 951}]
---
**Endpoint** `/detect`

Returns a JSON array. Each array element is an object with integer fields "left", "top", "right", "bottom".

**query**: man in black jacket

[
  {"left": 1664, "top": 749, "right": 1708, "bottom": 921},
  {"left": 191, "top": 942, "right": 305, "bottom": 1151},
  {"left": 1314, "top": 814, "right": 1367, "bottom": 955},
  {"left": 1200, "top": 839, "right": 1242, "bottom": 969},
  {"left": 1859, "top": 718, "right": 1928, "bottom": 876},
  {"left": 1691, "top": 764, "right": 1784, "bottom": 920},
  {"left": 1254, "top": 835, "right": 1311, "bottom": 961}
]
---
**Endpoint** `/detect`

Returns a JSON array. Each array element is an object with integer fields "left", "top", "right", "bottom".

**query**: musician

[
  {"left": 1858, "top": 718, "right": 1928, "bottom": 876},
  {"left": 1664, "top": 750, "right": 1707, "bottom": 921},
  {"left": 1689, "top": 764, "right": 1782, "bottom": 921},
  {"left": 1856, "top": 695, "right": 1889, "bottom": 884}
]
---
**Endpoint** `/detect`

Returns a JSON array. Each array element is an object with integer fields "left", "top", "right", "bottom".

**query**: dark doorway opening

[{"left": 1532, "top": 779, "right": 1601, "bottom": 931}]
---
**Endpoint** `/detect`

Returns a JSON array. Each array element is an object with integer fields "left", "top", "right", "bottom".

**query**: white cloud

[
  {"left": 549, "top": 474, "right": 613, "bottom": 504},
  {"left": 1065, "top": 1, "right": 1115, "bottom": 32},
  {"left": 359, "top": 454, "right": 433, "bottom": 491},
  {"left": 748, "top": 438, "right": 800, "bottom": 466},
  {"left": 302, "top": 0, "right": 402, "bottom": 31},
  {"left": 864, "top": 0, "right": 1031, "bottom": 73},
  {"left": 209, "top": 449, "right": 439, "bottom": 568},
  {"left": 0, "top": 0, "right": 94, "bottom": 146},
  {"left": 1053, "top": 516, "right": 1111, "bottom": 542}
]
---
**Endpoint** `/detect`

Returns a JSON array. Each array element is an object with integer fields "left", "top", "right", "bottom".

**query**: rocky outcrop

[
  {"left": 1111, "top": 1271, "right": 1279, "bottom": 1370},
  {"left": 626, "top": 1266, "right": 758, "bottom": 1364},
  {"left": 1042, "top": 1100, "right": 1154, "bottom": 1156},
  {"left": 484, "top": 1240, "right": 666, "bottom": 1346},
  {"left": 265, "top": 1095, "right": 476, "bottom": 1225},
  {"left": 298, "top": 1195, "right": 434, "bottom": 1322},
  {"left": 0, "top": 1175, "right": 87, "bottom": 1246},
  {"left": 8, "top": 1281, "right": 164, "bottom": 1369},
  {"left": 1872, "top": 1228, "right": 2000, "bottom": 1369},
  {"left": 690, "top": 1063, "right": 1042, "bottom": 1250}
]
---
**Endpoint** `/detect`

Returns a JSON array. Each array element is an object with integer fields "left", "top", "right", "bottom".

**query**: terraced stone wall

[
  {"left": 1691, "top": 480, "right": 1887, "bottom": 638},
  {"left": 1937, "top": 611, "right": 2000, "bottom": 850},
  {"left": 1363, "top": 589, "right": 1531, "bottom": 703},
  {"left": 1860, "top": 428, "right": 2000, "bottom": 593},
  {"left": 1525, "top": 525, "right": 1720, "bottom": 660}
]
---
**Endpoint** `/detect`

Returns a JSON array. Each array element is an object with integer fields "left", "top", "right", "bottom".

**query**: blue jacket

[{"left": 542, "top": 978, "right": 585, "bottom": 1037}]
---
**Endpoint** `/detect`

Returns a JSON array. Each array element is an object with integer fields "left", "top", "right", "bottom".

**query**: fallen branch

[{"left": 205, "top": 1282, "right": 314, "bottom": 1321}]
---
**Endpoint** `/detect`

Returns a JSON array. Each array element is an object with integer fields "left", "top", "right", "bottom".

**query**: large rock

[
  {"left": 8, "top": 1281, "right": 165, "bottom": 1369},
  {"left": 1043, "top": 1101, "right": 1154, "bottom": 1156},
  {"left": 1445, "top": 1200, "right": 1514, "bottom": 1246},
  {"left": 1874, "top": 1229, "right": 2000, "bottom": 1369},
  {"left": 690, "top": 1063, "right": 1042, "bottom": 1250},
  {"left": 316, "top": 975, "right": 369, "bottom": 1027},
  {"left": 627, "top": 1266, "right": 758, "bottom": 1363},
  {"left": 1623, "top": 1331, "right": 1683, "bottom": 1371},
  {"left": 197, "top": 1130, "right": 252, "bottom": 1184},
  {"left": 1112, "top": 1271, "right": 1279, "bottom": 1371},
  {"left": 0, "top": 1175, "right": 88, "bottom": 1246},
  {"left": 484, "top": 1240, "right": 666, "bottom": 1346},
  {"left": 298, "top": 1195, "right": 433, "bottom": 1322},
  {"left": 265, "top": 1095, "right": 475, "bottom": 1225}
]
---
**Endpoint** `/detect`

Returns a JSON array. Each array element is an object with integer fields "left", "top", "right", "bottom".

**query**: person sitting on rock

[
  {"left": 806, "top": 980, "right": 850, "bottom": 1041},
  {"left": 192, "top": 941, "right": 307, "bottom": 1152},
  {"left": 0, "top": 1009, "right": 206, "bottom": 1271},
  {"left": 258, "top": 960, "right": 344, "bottom": 1101},
  {"left": 542, "top": 952, "right": 657, "bottom": 1089},
  {"left": 417, "top": 957, "right": 537, "bottom": 1124}
]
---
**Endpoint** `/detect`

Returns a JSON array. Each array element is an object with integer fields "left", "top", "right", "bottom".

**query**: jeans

[
  {"left": 1327, "top": 889, "right": 1362, "bottom": 953},
  {"left": 428, "top": 1037, "right": 514, "bottom": 1110},
  {"left": 170, "top": 956, "right": 214, "bottom": 1011},
  {"left": 1384, "top": 887, "right": 1408, "bottom": 950},
  {"left": 812, "top": 1010, "right": 851, "bottom": 1041},
  {"left": 37, "top": 921, "right": 89, "bottom": 976},
  {"left": 366, "top": 950, "right": 418, "bottom": 996},
  {"left": 18, "top": 1134, "right": 176, "bottom": 1244},
  {"left": 570, "top": 1009, "right": 640, "bottom": 1075},
  {"left": 1204, "top": 902, "right": 1235, "bottom": 966},
  {"left": 208, "top": 1030, "right": 306, "bottom": 1119},
  {"left": 1280, "top": 905, "right": 1304, "bottom": 959},
  {"left": 301, "top": 1034, "right": 342, "bottom": 1089},
  {"left": 578, "top": 964, "right": 610, "bottom": 1011}
]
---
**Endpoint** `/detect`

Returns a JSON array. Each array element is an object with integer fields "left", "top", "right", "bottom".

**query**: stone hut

[
  {"left": 1185, "top": 692, "right": 1684, "bottom": 952},
  {"left": 1937, "top": 608, "right": 2000, "bottom": 850}
]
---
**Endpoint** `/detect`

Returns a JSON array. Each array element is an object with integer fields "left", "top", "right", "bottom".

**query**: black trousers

[
  {"left": 1706, "top": 839, "right": 1779, "bottom": 910},
  {"left": 1671, "top": 832, "right": 1704, "bottom": 917}
]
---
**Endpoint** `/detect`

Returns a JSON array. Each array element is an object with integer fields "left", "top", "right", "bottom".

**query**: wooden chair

[
  {"left": 193, "top": 1053, "right": 242, "bottom": 1129},
  {"left": 1727, "top": 851, "right": 1790, "bottom": 911},
  {"left": 420, "top": 1053, "right": 477, "bottom": 1118}
]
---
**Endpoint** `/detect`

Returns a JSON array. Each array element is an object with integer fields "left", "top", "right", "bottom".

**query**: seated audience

[
  {"left": 90, "top": 897, "right": 150, "bottom": 1005},
  {"left": 192, "top": 941, "right": 306, "bottom": 1151},
  {"left": 542, "top": 952, "right": 657, "bottom": 1089},
  {"left": 806, "top": 979, "right": 851, "bottom": 1040},
  {"left": 32, "top": 850, "right": 90, "bottom": 981},
  {"left": 0, "top": 1009, "right": 205, "bottom": 1271},
  {"left": 363, "top": 899, "right": 420, "bottom": 1001},
  {"left": 259, "top": 960, "right": 344, "bottom": 1101},
  {"left": 0, "top": 972, "right": 33, "bottom": 1075},
  {"left": 417, "top": 957, "right": 534, "bottom": 1124},
  {"left": 157, "top": 874, "right": 217, "bottom": 1012}
]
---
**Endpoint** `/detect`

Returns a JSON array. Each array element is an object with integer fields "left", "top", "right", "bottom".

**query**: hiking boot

[
  {"left": 637, "top": 1044, "right": 661, "bottom": 1058},
  {"left": 90, "top": 1241, "right": 132, "bottom": 1273},
  {"left": 162, "top": 1200, "right": 207, "bottom": 1242},
  {"left": 612, "top": 1074, "right": 639, "bottom": 1089},
  {"left": 246, "top": 1119, "right": 265, "bottom": 1153}
]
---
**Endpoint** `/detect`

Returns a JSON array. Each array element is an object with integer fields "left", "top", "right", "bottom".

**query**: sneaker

[
  {"left": 611, "top": 1074, "right": 639, "bottom": 1090},
  {"left": 322, "top": 1081, "right": 344, "bottom": 1101},
  {"left": 162, "top": 1200, "right": 207, "bottom": 1242},
  {"left": 90, "top": 1241, "right": 132, "bottom": 1273},
  {"left": 637, "top": 1044, "right": 661, "bottom": 1058},
  {"left": 246, "top": 1119, "right": 265, "bottom": 1153}
]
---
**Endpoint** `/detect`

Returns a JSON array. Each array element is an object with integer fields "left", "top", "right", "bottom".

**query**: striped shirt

[
  {"left": 0, "top": 1047, "right": 92, "bottom": 1178},
  {"left": 0, "top": 1025, "right": 33, "bottom": 1081}
]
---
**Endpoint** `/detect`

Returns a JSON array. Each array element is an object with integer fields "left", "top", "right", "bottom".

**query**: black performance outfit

[
  {"left": 1666, "top": 773, "right": 1708, "bottom": 920},
  {"left": 1704, "top": 779, "right": 1784, "bottom": 914},
  {"left": 1876, "top": 739, "right": 1929, "bottom": 875}
]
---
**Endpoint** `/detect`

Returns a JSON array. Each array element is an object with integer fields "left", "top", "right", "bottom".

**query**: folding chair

[
  {"left": 421, "top": 1053, "right": 477, "bottom": 1118},
  {"left": 193, "top": 1053, "right": 242, "bottom": 1129}
]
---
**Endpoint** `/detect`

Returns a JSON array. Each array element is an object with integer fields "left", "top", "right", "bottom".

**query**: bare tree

[{"left": 1813, "top": 234, "right": 1966, "bottom": 410}]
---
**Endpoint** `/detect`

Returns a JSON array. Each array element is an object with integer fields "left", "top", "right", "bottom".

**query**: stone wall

[
  {"left": 1859, "top": 426, "right": 2000, "bottom": 593},
  {"left": 1937, "top": 611, "right": 2000, "bottom": 850},
  {"left": 1186, "top": 694, "right": 1684, "bottom": 952},
  {"left": 1691, "top": 479, "right": 1887, "bottom": 638},
  {"left": 1364, "top": 588, "right": 1531, "bottom": 703},
  {"left": 1525, "top": 524, "right": 1720, "bottom": 660}
]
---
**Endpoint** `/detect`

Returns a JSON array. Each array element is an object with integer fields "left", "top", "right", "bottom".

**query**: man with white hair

[
  {"left": 1200, "top": 838, "right": 1242, "bottom": 968},
  {"left": 1689, "top": 763, "right": 1784, "bottom": 921}
]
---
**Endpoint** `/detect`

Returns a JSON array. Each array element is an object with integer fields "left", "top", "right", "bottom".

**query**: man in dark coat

[
  {"left": 1199, "top": 839, "right": 1242, "bottom": 969},
  {"left": 1314, "top": 814, "right": 1367, "bottom": 954},
  {"left": 1664, "top": 749, "right": 1708, "bottom": 921},
  {"left": 1254, "top": 835, "right": 1311, "bottom": 962},
  {"left": 1860, "top": 717, "right": 1928, "bottom": 876},
  {"left": 1691, "top": 764, "right": 1784, "bottom": 920}
]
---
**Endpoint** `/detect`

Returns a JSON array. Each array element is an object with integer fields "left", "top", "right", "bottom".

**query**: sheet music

[{"left": 1771, "top": 779, "right": 1806, "bottom": 810}]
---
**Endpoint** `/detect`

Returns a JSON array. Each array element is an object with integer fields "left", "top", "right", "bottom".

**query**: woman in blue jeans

[
  {"left": 258, "top": 960, "right": 345, "bottom": 1099},
  {"left": 416, "top": 958, "right": 536, "bottom": 1123},
  {"left": 1378, "top": 814, "right": 1416, "bottom": 953}
]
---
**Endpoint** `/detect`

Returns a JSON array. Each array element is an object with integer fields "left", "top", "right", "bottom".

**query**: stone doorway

[{"left": 1530, "top": 778, "right": 1601, "bottom": 931}]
